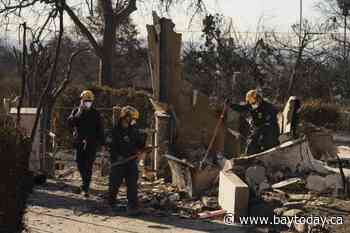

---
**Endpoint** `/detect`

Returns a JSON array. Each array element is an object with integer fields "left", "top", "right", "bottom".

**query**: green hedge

[{"left": 54, "top": 85, "right": 152, "bottom": 148}]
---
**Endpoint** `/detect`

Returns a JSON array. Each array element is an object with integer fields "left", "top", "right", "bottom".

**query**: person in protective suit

[
  {"left": 226, "top": 89, "right": 279, "bottom": 155},
  {"left": 68, "top": 90, "right": 105, "bottom": 197},
  {"left": 107, "top": 106, "right": 146, "bottom": 214}
]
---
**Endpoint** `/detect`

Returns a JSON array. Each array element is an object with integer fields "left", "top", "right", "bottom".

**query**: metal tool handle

[{"left": 199, "top": 103, "right": 229, "bottom": 169}]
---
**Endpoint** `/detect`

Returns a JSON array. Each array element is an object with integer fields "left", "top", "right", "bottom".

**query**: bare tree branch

[
  {"left": 52, "top": 48, "right": 90, "bottom": 99},
  {"left": 0, "top": 0, "right": 40, "bottom": 15},
  {"left": 62, "top": 1, "right": 102, "bottom": 58},
  {"left": 114, "top": 0, "right": 137, "bottom": 24},
  {"left": 30, "top": 5, "right": 63, "bottom": 142},
  {"left": 33, "top": 9, "right": 57, "bottom": 43}
]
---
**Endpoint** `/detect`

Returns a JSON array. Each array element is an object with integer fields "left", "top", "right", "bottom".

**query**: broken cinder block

[{"left": 219, "top": 171, "right": 249, "bottom": 219}]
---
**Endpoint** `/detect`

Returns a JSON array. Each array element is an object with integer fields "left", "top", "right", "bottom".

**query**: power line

[{"left": 175, "top": 29, "right": 345, "bottom": 36}]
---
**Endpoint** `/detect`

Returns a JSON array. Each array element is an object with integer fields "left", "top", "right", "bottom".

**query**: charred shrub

[
  {"left": 300, "top": 99, "right": 340, "bottom": 129},
  {"left": 0, "top": 117, "right": 32, "bottom": 233},
  {"left": 55, "top": 85, "right": 152, "bottom": 148}
]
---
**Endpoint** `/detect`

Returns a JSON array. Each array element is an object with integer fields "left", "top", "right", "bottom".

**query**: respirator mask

[
  {"left": 251, "top": 103, "right": 259, "bottom": 109},
  {"left": 84, "top": 101, "right": 93, "bottom": 109}
]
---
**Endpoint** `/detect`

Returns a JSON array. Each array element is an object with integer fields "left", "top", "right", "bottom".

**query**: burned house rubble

[
  {"left": 6, "top": 13, "right": 350, "bottom": 233},
  {"left": 143, "top": 15, "right": 350, "bottom": 232},
  {"left": 146, "top": 14, "right": 240, "bottom": 197}
]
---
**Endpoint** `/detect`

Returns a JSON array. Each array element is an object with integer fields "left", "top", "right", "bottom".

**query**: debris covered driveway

[{"left": 25, "top": 179, "right": 247, "bottom": 233}]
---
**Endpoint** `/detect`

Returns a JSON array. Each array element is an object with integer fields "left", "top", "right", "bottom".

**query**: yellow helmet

[
  {"left": 80, "top": 90, "right": 95, "bottom": 101},
  {"left": 120, "top": 106, "right": 139, "bottom": 120},
  {"left": 245, "top": 89, "right": 259, "bottom": 105}
]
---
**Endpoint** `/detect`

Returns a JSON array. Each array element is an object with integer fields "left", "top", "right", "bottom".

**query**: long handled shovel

[{"left": 199, "top": 103, "right": 229, "bottom": 170}]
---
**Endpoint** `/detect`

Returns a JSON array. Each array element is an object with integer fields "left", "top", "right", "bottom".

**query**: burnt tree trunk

[
  {"left": 39, "top": 98, "right": 55, "bottom": 176},
  {"left": 64, "top": 0, "right": 137, "bottom": 87},
  {"left": 99, "top": 11, "right": 116, "bottom": 86},
  {"left": 286, "top": 33, "right": 308, "bottom": 100}
]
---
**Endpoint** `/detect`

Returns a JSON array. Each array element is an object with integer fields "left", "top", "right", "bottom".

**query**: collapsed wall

[
  {"left": 219, "top": 132, "right": 348, "bottom": 220},
  {"left": 234, "top": 138, "right": 332, "bottom": 175},
  {"left": 146, "top": 14, "right": 241, "bottom": 169}
]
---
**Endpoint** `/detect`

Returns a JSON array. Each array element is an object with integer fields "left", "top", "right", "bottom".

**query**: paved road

[{"left": 25, "top": 180, "right": 249, "bottom": 233}]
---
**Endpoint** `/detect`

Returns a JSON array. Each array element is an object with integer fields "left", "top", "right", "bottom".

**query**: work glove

[{"left": 76, "top": 100, "right": 84, "bottom": 116}]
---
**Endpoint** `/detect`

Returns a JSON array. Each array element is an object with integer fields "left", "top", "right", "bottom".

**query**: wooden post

[
  {"left": 154, "top": 111, "right": 170, "bottom": 172},
  {"left": 146, "top": 24, "right": 160, "bottom": 101}
]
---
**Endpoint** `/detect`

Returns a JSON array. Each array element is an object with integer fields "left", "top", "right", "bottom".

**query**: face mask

[
  {"left": 121, "top": 120, "right": 130, "bottom": 128},
  {"left": 84, "top": 101, "right": 93, "bottom": 109},
  {"left": 121, "top": 116, "right": 131, "bottom": 128},
  {"left": 252, "top": 103, "right": 259, "bottom": 109}
]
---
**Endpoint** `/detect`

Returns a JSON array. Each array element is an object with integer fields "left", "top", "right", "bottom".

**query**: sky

[
  {"left": 0, "top": 0, "right": 323, "bottom": 43},
  {"left": 133, "top": 0, "right": 322, "bottom": 40}
]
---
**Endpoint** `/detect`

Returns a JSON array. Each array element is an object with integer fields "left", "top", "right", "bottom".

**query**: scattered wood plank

[
  {"left": 197, "top": 209, "right": 226, "bottom": 219},
  {"left": 57, "top": 167, "right": 76, "bottom": 178},
  {"left": 272, "top": 178, "right": 303, "bottom": 189},
  {"left": 164, "top": 154, "right": 195, "bottom": 168}
]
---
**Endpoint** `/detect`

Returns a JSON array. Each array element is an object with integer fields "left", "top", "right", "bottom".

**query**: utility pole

[
  {"left": 299, "top": 0, "right": 303, "bottom": 47},
  {"left": 344, "top": 12, "right": 347, "bottom": 67},
  {"left": 17, "top": 22, "right": 27, "bottom": 128},
  {"left": 337, "top": 0, "right": 350, "bottom": 93},
  {"left": 342, "top": 2, "right": 349, "bottom": 94}
]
